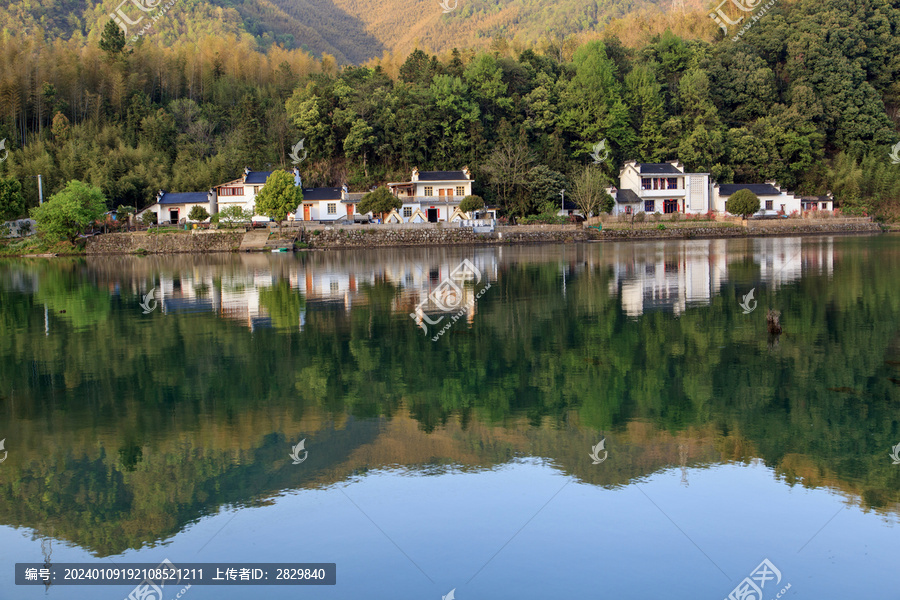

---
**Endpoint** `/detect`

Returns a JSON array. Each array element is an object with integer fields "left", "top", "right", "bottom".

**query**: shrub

[
  {"left": 633, "top": 212, "right": 646, "bottom": 223},
  {"left": 141, "top": 211, "right": 158, "bottom": 226},
  {"left": 671, "top": 212, "right": 681, "bottom": 222},
  {"left": 460, "top": 195, "right": 485, "bottom": 213},
  {"left": 726, "top": 189, "right": 761, "bottom": 217},
  {"left": 188, "top": 206, "right": 210, "bottom": 222},
  {"left": 657, "top": 223, "right": 666, "bottom": 230}
]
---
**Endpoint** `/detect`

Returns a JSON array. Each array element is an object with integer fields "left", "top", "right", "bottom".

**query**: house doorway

[
  {"left": 427, "top": 208, "right": 439, "bottom": 222},
  {"left": 663, "top": 200, "right": 678, "bottom": 214},
  {"left": 303, "top": 205, "right": 311, "bottom": 220},
  {"left": 169, "top": 209, "right": 179, "bottom": 223}
]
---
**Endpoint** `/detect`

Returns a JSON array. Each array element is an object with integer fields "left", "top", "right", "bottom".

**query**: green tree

[
  {"left": 0, "top": 177, "right": 26, "bottom": 222},
  {"left": 357, "top": 186, "right": 401, "bottom": 220},
  {"left": 215, "top": 206, "right": 254, "bottom": 228},
  {"left": 726, "top": 189, "right": 761, "bottom": 218},
  {"left": 459, "top": 195, "right": 485, "bottom": 214},
  {"left": 99, "top": 20, "right": 127, "bottom": 58},
  {"left": 254, "top": 171, "right": 302, "bottom": 230},
  {"left": 30, "top": 180, "right": 107, "bottom": 243},
  {"left": 188, "top": 206, "right": 210, "bottom": 222},
  {"left": 569, "top": 166, "right": 611, "bottom": 217}
]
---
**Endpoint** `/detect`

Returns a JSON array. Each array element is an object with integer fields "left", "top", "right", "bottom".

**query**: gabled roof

[
  {"left": 639, "top": 163, "right": 682, "bottom": 174},
  {"left": 245, "top": 171, "right": 273, "bottom": 184},
  {"left": 418, "top": 170, "right": 468, "bottom": 181},
  {"left": 800, "top": 195, "right": 830, "bottom": 201},
  {"left": 616, "top": 189, "right": 642, "bottom": 204},
  {"left": 301, "top": 187, "right": 343, "bottom": 201},
  {"left": 159, "top": 192, "right": 208, "bottom": 205},
  {"left": 718, "top": 184, "right": 781, "bottom": 196}
]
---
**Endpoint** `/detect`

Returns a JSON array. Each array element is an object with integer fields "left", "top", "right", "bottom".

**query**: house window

[
  {"left": 765, "top": 200, "right": 773, "bottom": 210},
  {"left": 625, "top": 206, "right": 632, "bottom": 215},
  {"left": 664, "top": 200, "right": 678, "bottom": 214},
  {"left": 456, "top": 186, "right": 464, "bottom": 196},
  {"left": 403, "top": 207, "right": 412, "bottom": 218},
  {"left": 254, "top": 186, "right": 260, "bottom": 194},
  {"left": 220, "top": 187, "right": 243, "bottom": 196},
  {"left": 645, "top": 200, "right": 655, "bottom": 213},
  {"left": 327, "top": 203, "right": 336, "bottom": 214},
  {"left": 424, "top": 186, "right": 433, "bottom": 196},
  {"left": 641, "top": 178, "right": 651, "bottom": 190},
  {"left": 667, "top": 178, "right": 677, "bottom": 190},
  {"left": 821, "top": 203, "right": 827, "bottom": 210}
]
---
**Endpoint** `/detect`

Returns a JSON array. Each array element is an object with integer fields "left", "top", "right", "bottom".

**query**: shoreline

[{"left": 1, "top": 221, "right": 885, "bottom": 257}]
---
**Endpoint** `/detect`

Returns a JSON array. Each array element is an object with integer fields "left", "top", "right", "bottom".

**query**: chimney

[
  {"left": 208, "top": 188, "right": 218, "bottom": 215},
  {"left": 411, "top": 167, "right": 419, "bottom": 182},
  {"left": 156, "top": 190, "right": 164, "bottom": 203},
  {"left": 292, "top": 168, "right": 301, "bottom": 188},
  {"left": 462, "top": 166, "right": 470, "bottom": 179}
]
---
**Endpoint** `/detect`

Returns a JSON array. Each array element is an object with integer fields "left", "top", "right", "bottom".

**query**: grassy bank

[{"left": 0, "top": 236, "right": 85, "bottom": 257}]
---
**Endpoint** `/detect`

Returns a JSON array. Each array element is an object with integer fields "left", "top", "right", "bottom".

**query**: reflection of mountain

[{"left": 0, "top": 235, "right": 898, "bottom": 557}]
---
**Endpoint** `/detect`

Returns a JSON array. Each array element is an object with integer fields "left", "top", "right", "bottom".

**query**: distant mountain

[{"left": 0, "top": 0, "right": 705, "bottom": 63}]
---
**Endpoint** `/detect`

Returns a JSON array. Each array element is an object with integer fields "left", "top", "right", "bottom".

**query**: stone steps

[{"left": 239, "top": 230, "right": 270, "bottom": 251}]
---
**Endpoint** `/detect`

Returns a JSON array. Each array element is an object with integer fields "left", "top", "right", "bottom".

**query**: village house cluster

[{"left": 137, "top": 161, "right": 833, "bottom": 225}]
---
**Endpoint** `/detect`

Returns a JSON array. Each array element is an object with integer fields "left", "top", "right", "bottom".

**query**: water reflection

[{"left": 0, "top": 235, "right": 899, "bottom": 598}]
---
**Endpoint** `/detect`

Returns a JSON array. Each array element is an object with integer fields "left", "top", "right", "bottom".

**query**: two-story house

[
  {"left": 386, "top": 168, "right": 473, "bottom": 222},
  {"left": 613, "top": 161, "right": 711, "bottom": 216}
]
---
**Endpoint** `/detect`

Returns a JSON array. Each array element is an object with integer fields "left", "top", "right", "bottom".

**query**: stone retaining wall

[
  {"left": 304, "top": 227, "right": 590, "bottom": 248},
  {"left": 86, "top": 231, "right": 245, "bottom": 254}
]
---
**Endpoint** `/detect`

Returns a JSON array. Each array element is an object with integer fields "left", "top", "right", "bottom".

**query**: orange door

[
  {"left": 303, "top": 205, "right": 311, "bottom": 220},
  {"left": 347, "top": 204, "right": 354, "bottom": 216}
]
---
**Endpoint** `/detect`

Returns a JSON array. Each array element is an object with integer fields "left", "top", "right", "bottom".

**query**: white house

[
  {"left": 612, "top": 161, "right": 711, "bottom": 216},
  {"left": 387, "top": 167, "right": 474, "bottom": 222},
  {"left": 212, "top": 168, "right": 286, "bottom": 222},
  {"left": 137, "top": 190, "right": 213, "bottom": 224},
  {"left": 294, "top": 186, "right": 368, "bottom": 222},
  {"left": 711, "top": 182, "right": 801, "bottom": 216},
  {"left": 800, "top": 194, "right": 834, "bottom": 212}
]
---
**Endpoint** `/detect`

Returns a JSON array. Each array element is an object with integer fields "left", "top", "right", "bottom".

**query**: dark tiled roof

[
  {"left": 301, "top": 187, "right": 343, "bottom": 201},
  {"left": 616, "top": 189, "right": 642, "bottom": 203},
  {"left": 418, "top": 170, "right": 467, "bottom": 181},
  {"left": 719, "top": 184, "right": 781, "bottom": 196},
  {"left": 159, "top": 192, "right": 208, "bottom": 205},
  {"left": 800, "top": 195, "right": 830, "bottom": 201},
  {"left": 342, "top": 192, "right": 367, "bottom": 203},
  {"left": 244, "top": 171, "right": 273, "bottom": 184},
  {"left": 562, "top": 199, "right": 578, "bottom": 210},
  {"left": 639, "top": 163, "right": 682, "bottom": 174}
]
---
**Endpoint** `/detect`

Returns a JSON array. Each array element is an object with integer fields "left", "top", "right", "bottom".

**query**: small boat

[{"left": 272, "top": 248, "right": 288, "bottom": 253}]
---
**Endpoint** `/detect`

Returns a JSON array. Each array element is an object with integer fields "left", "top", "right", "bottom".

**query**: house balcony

[{"left": 639, "top": 189, "right": 687, "bottom": 198}]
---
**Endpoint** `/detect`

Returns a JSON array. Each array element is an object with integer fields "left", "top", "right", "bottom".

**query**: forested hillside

[
  {"left": 0, "top": 0, "right": 694, "bottom": 63},
  {"left": 0, "top": 0, "right": 899, "bottom": 219}
]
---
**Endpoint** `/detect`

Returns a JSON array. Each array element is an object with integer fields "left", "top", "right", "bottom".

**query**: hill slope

[{"left": 0, "top": 0, "right": 700, "bottom": 63}]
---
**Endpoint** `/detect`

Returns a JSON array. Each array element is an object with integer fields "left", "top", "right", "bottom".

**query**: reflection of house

[
  {"left": 387, "top": 168, "right": 474, "bottom": 222},
  {"left": 712, "top": 183, "right": 801, "bottom": 216},
  {"left": 138, "top": 191, "right": 212, "bottom": 224},
  {"left": 613, "top": 161, "right": 711, "bottom": 216}
]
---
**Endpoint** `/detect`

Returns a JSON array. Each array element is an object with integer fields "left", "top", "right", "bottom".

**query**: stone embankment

[
  {"left": 82, "top": 220, "right": 881, "bottom": 254},
  {"left": 85, "top": 230, "right": 245, "bottom": 254}
]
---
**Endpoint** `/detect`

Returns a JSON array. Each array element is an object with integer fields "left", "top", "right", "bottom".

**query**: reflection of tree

[
  {"left": 258, "top": 280, "right": 305, "bottom": 331},
  {"left": 1, "top": 241, "right": 900, "bottom": 556},
  {"left": 33, "top": 259, "right": 112, "bottom": 328}
]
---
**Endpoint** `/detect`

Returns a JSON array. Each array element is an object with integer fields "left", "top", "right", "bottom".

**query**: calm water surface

[{"left": 1, "top": 235, "right": 899, "bottom": 599}]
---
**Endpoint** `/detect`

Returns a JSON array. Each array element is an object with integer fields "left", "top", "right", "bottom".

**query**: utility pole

[
  {"left": 560, "top": 189, "right": 565, "bottom": 214},
  {"left": 37, "top": 174, "right": 43, "bottom": 205}
]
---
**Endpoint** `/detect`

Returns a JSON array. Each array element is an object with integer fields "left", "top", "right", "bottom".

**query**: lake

[{"left": 1, "top": 235, "right": 899, "bottom": 599}]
